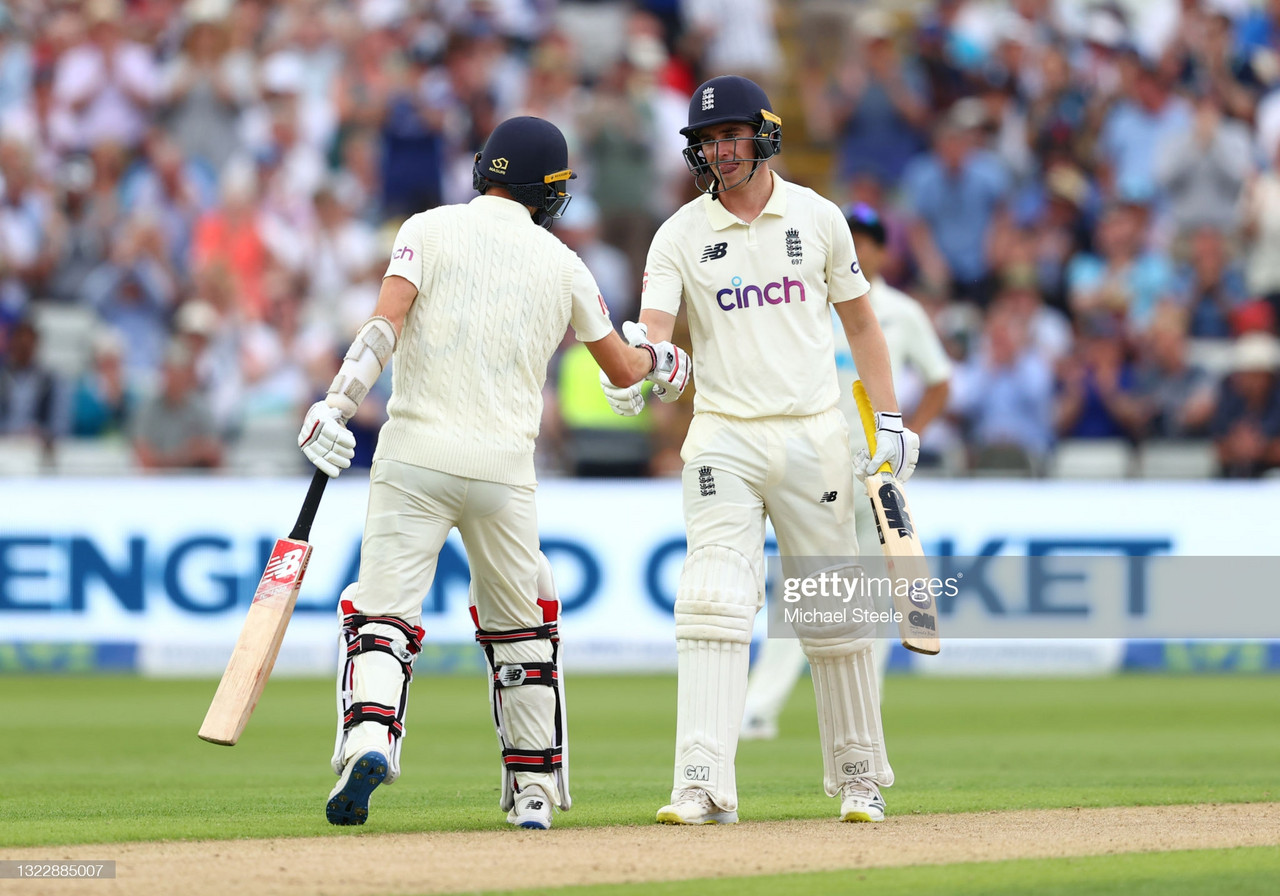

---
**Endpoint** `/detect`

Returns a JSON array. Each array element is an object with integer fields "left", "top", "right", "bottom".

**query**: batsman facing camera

[{"left": 681, "top": 74, "right": 783, "bottom": 195}]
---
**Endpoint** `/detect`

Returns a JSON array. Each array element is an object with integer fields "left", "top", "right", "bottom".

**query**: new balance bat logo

[
  {"left": 264, "top": 547, "right": 306, "bottom": 583},
  {"left": 876, "top": 481, "right": 915, "bottom": 538}
]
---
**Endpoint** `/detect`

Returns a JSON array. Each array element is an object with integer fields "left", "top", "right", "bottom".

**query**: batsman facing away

[
  {"left": 601, "top": 76, "right": 919, "bottom": 824},
  {"left": 298, "top": 115, "right": 691, "bottom": 830}
]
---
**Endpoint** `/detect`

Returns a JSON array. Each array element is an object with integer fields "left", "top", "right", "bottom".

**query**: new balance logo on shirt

[
  {"left": 700, "top": 242, "right": 727, "bottom": 262},
  {"left": 819, "top": 491, "right": 838, "bottom": 503}
]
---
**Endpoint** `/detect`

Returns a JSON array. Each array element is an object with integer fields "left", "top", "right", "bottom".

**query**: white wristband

[{"left": 326, "top": 316, "right": 396, "bottom": 420}]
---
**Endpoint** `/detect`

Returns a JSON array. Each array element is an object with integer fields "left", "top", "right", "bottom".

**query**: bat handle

[
  {"left": 852, "top": 381, "right": 892, "bottom": 474},
  {"left": 289, "top": 468, "right": 330, "bottom": 541}
]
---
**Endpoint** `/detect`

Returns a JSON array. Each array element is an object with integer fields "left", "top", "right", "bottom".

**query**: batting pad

[
  {"left": 673, "top": 637, "right": 750, "bottom": 811},
  {"left": 807, "top": 645, "right": 894, "bottom": 796}
]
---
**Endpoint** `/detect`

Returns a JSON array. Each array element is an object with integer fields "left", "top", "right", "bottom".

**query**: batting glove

[
  {"left": 622, "top": 320, "right": 692, "bottom": 403},
  {"left": 855, "top": 412, "right": 920, "bottom": 482},
  {"left": 298, "top": 400, "right": 356, "bottom": 477},
  {"left": 599, "top": 369, "right": 645, "bottom": 416}
]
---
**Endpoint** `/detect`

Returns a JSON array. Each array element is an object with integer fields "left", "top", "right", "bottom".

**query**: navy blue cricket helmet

[
  {"left": 473, "top": 116, "right": 575, "bottom": 227},
  {"left": 680, "top": 75, "right": 782, "bottom": 194}
]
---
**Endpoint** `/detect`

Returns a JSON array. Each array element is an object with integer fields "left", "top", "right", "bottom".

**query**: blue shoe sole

[{"left": 326, "top": 751, "right": 388, "bottom": 826}]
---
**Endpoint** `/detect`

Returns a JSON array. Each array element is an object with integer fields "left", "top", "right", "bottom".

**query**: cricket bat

[
  {"left": 199, "top": 469, "right": 329, "bottom": 745},
  {"left": 852, "top": 381, "right": 940, "bottom": 655}
]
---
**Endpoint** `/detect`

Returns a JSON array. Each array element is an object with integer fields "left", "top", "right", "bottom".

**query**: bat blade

[
  {"left": 198, "top": 536, "right": 313, "bottom": 745},
  {"left": 866, "top": 471, "right": 940, "bottom": 655}
]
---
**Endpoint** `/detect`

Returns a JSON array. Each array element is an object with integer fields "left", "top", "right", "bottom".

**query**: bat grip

[
  {"left": 289, "top": 468, "right": 329, "bottom": 541},
  {"left": 852, "top": 380, "right": 893, "bottom": 475}
]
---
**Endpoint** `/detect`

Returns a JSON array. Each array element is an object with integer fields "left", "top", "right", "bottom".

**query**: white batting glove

[
  {"left": 598, "top": 369, "right": 645, "bottom": 416},
  {"left": 622, "top": 320, "right": 692, "bottom": 403},
  {"left": 855, "top": 412, "right": 920, "bottom": 482},
  {"left": 298, "top": 400, "right": 356, "bottom": 477}
]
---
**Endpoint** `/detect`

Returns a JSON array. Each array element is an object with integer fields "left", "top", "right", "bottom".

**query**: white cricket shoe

[
  {"left": 656, "top": 788, "right": 739, "bottom": 825},
  {"left": 507, "top": 784, "right": 554, "bottom": 830},
  {"left": 839, "top": 778, "right": 886, "bottom": 822},
  {"left": 739, "top": 715, "right": 778, "bottom": 741}
]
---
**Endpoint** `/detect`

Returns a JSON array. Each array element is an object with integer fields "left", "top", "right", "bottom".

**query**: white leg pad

[
  {"left": 671, "top": 545, "right": 759, "bottom": 812},
  {"left": 806, "top": 642, "right": 894, "bottom": 796}
]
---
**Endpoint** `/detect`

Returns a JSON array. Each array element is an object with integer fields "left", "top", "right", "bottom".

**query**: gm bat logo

[
  {"left": 876, "top": 482, "right": 915, "bottom": 538},
  {"left": 908, "top": 610, "right": 936, "bottom": 631},
  {"left": 265, "top": 548, "right": 305, "bottom": 583}
]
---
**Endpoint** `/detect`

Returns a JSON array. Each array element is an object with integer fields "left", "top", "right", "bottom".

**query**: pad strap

[
  {"left": 476, "top": 623, "right": 557, "bottom": 646},
  {"left": 344, "top": 701, "right": 404, "bottom": 737},
  {"left": 493, "top": 662, "right": 558, "bottom": 688},
  {"left": 503, "top": 747, "right": 563, "bottom": 773}
]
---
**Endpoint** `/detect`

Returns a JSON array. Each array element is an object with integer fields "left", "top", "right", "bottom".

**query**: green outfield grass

[
  {"left": 483, "top": 847, "right": 1280, "bottom": 896},
  {"left": 0, "top": 674, "right": 1276, "bottom": 845}
]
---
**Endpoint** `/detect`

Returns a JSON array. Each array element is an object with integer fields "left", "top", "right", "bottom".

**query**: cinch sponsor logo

[{"left": 715, "top": 276, "right": 806, "bottom": 311}]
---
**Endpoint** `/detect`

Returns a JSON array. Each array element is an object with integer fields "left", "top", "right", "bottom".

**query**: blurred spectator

[
  {"left": 0, "top": 137, "right": 57, "bottom": 322},
  {"left": 579, "top": 45, "right": 684, "bottom": 285},
  {"left": 132, "top": 341, "right": 222, "bottom": 470},
  {"left": 81, "top": 215, "right": 176, "bottom": 389},
  {"left": 71, "top": 327, "right": 136, "bottom": 437},
  {"left": 158, "top": 2, "right": 250, "bottom": 172},
  {"left": 0, "top": 317, "right": 70, "bottom": 452},
  {"left": 1155, "top": 89, "right": 1250, "bottom": 238},
  {"left": 46, "top": 155, "right": 109, "bottom": 304},
  {"left": 554, "top": 194, "right": 633, "bottom": 320},
  {"left": 174, "top": 280, "right": 243, "bottom": 440},
  {"left": 0, "top": 7, "right": 32, "bottom": 120},
  {"left": 681, "top": 0, "right": 780, "bottom": 88},
  {"left": 1172, "top": 226, "right": 1248, "bottom": 339},
  {"left": 51, "top": 0, "right": 159, "bottom": 152},
  {"left": 1242, "top": 138, "right": 1280, "bottom": 298},
  {"left": 1132, "top": 306, "right": 1215, "bottom": 440},
  {"left": 1097, "top": 61, "right": 1190, "bottom": 204},
  {"left": 378, "top": 36, "right": 448, "bottom": 217},
  {"left": 1212, "top": 332, "right": 1280, "bottom": 477},
  {"left": 1055, "top": 312, "right": 1145, "bottom": 441},
  {"left": 820, "top": 10, "right": 930, "bottom": 189},
  {"left": 901, "top": 107, "right": 1012, "bottom": 303},
  {"left": 192, "top": 157, "right": 270, "bottom": 320},
  {"left": 950, "top": 304, "right": 1055, "bottom": 463},
  {"left": 1066, "top": 201, "right": 1174, "bottom": 331}
]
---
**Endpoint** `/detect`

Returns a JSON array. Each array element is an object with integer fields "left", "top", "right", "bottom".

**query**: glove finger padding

[
  {"left": 647, "top": 342, "right": 690, "bottom": 402},
  {"left": 597, "top": 369, "right": 645, "bottom": 416},
  {"left": 300, "top": 402, "right": 357, "bottom": 478}
]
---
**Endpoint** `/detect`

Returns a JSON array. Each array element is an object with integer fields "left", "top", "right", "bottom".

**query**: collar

[
  {"left": 701, "top": 170, "right": 788, "bottom": 231},
  {"left": 471, "top": 193, "right": 535, "bottom": 222}
]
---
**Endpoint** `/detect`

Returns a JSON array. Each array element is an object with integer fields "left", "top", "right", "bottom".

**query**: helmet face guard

[{"left": 681, "top": 110, "right": 782, "bottom": 195}]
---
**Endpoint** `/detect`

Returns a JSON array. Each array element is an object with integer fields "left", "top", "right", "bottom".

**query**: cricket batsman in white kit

[
  {"left": 740, "top": 203, "right": 953, "bottom": 740},
  {"left": 298, "top": 116, "right": 691, "bottom": 830},
  {"left": 601, "top": 76, "right": 920, "bottom": 823}
]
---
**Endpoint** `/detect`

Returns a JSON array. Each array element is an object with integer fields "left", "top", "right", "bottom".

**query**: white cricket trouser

[
  {"left": 670, "top": 409, "right": 891, "bottom": 810},
  {"left": 743, "top": 490, "right": 890, "bottom": 728},
  {"left": 344, "top": 459, "right": 556, "bottom": 797}
]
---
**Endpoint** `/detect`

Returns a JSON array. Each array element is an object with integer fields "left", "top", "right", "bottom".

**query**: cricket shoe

[
  {"left": 506, "top": 785, "right": 554, "bottom": 830},
  {"left": 839, "top": 778, "right": 886, "bottom": 822},
  {"left": 738, "top": 715, "right": 778, "bottom": 741},
  {"left": 656, "top": 788, "right": 739, "bottom": 825},
  {"left": 326, "top": 750, "right": 388, "bottom": 826}
]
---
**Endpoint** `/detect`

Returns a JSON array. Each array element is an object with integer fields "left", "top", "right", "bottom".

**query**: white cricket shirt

[
  {"left": 378, "top": 195, "right": 614, "bottom": 486},
  {"left": 641, "top": 170, "right": 870, "bottom": 419}
]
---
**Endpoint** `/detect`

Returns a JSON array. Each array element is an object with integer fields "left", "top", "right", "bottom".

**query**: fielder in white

[
  {"left": 601, "top": 76, "right": 920, "bottom": 823},
  {"left": 298, "top": 116, "right": 691, "bottom": 830},
  {"left": 741, "top": 203, "right": 953, "bottom": 740}
]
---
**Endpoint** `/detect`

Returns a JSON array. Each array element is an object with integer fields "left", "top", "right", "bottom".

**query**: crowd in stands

[{"left": 0, "top": 0, "right": 1277, "bottom": 479}]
